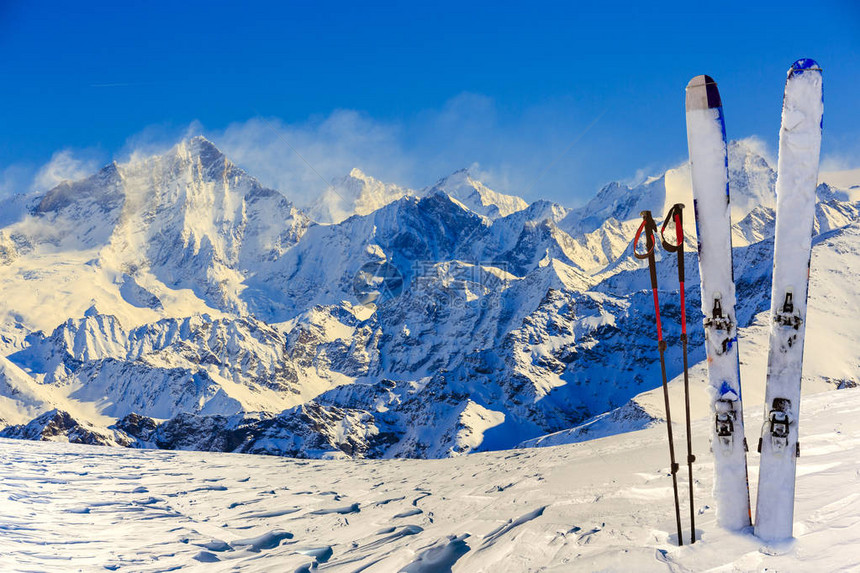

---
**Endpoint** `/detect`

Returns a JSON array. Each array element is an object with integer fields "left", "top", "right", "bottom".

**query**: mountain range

[{"left": 0, "top": 135, "right": 858, "bottom": 459}]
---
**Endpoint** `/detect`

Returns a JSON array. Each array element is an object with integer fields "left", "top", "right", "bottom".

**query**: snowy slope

[
  {"left": 0, "top": 356, "right": 57, "bottom": 425},
  {"left": 3, "top": 386, "right": 860, "bottom": 571}
]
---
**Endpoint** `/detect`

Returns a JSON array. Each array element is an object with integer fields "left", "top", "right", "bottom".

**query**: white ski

[
  {"left": 685, "top": 75, "right": 752, "bottom": 530},
  {"left": 754, "top": 58, "right": 823, "bottom": 542}
]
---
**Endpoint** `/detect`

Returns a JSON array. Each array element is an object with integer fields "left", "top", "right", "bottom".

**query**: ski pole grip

[
  {"left": 635, "top": 211, "right": 660, "bottom": 291},
  {"left": 674, "top": 207, "right": 684, "bottom": 283},
  {"left": 674, "top": 208, "right": 684, "bottom": 247},
  {"left": 660, "top": 204, "right": 685, "bottom": 282}
]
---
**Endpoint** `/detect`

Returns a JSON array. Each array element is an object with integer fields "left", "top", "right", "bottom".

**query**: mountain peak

[
  {"left": 36, "top": 160, "right": 124, "bottom": 214},
  {"left": 726, "top": 137, "right": 777, "bottom": 215},
  {"left": 83, "top": 304, "right": 100, "bottom": 318},
  {"left": 174, "top": 135, "right": 229, "bottom": 169},
  {"left": 426, "top": 169, "right": 527, "bottom": 220},
  {"left": 308, "top": 168, "right": 412, "bottom": 224},
  {"left": 187, "top": 134, "right": 219, "bottom": 150},
  {"left": 728, "top": 137, "right": 773, "bottom": 166},
  {"left": 433, "top": 168, "right": 472, "bottom": 186},
  {"left": 347, "top": 167, "right": 372, "bottom": 181}
]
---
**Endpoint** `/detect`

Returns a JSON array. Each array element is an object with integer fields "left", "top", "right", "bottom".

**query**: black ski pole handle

[
  {"left": 660, "top": 203, "right": 685, "bottom": 283},
  {"left": 634, "top": 211, "right": 660, "bottom": 292}
]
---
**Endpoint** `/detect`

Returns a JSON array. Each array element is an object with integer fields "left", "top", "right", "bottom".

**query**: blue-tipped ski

[
  {"left": 754, "top": 59, "right": 823, "bottom": 542},
  {"left": 685, "top": 74, "right": 752, "bottom": 531}
]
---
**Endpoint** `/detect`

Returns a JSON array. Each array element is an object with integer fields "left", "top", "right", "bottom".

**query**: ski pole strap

[
  {"left": 633, "top": 211, "right": 658, "bottom": 261},
  {"left": 660, "top": 203, "right": 685, "bottom": 252},
  {"left": 634, "top": 211, "right": 660, "bottom": 293},
  {"left": 634, "top": 211, "right": 665, "bottom": 342},
  {"left": 660, "top": 203, "right": 685, "bottom": 283}
]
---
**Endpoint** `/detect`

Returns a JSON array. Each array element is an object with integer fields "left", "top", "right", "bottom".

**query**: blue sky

[{"left": 1, "top": 0, "right": 858, "bottom": 206}]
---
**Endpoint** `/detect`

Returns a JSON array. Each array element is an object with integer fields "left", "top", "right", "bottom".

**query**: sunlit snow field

[{"left": 2, "top": 387, "right": 859, "bottom": 572}]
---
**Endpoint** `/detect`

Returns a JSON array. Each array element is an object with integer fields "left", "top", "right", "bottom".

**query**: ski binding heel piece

[
  {"left": 714, "top": 399, "right": 737, "bottom": 451},
  {"left": 704, "top": 295, "right": 736, "bottom": 355},
  {"left": 767, "top": 398, "right": 792, "bottom": 453},
  {"left": 774, "top": 290, "right": 803, "bottom": 330},
  {"left": 703, "top": 295, "right": 733, "bottom": 331}
]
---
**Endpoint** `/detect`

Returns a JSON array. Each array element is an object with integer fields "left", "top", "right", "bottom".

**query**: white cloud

[
  {"left": 19, "top": 92, "right": 833, "bottom": 210},
  {"left": 117, "top": 120, "right": 205, "bottom": 165},
  {"left": 32, "top": 149, "right": 102, "bottom": 192},
  {"left": 736, "top": 135, "right": 775, "bottom": 166},
  {"left": 0, "top": 163, "right": 35, "bottom": 196},
  {"left": 213, "top": 111, "right": 414, "bottom": 208},
  {"left": 621, "top": 167, "right": 652, "bottom": 188},
  {"left": 198, "top": 93, "right": 612, "bottom": 208},
  {"left": 820, "top": 153, "right": 860, "bottom": 173}
]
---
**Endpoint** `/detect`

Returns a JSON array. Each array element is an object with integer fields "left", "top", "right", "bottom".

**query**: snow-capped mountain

[
  {"left": 424, "top": 168, "right": 529, "bottom": 220},
  {"left": 308, "top": 168, "right": 412, "bottom": 224},
  {"left": 307, "top": 166, "right": 529, "bottom": 225},
  {"left": 0, "top": 135, "right": 858, "bottom": 461}
]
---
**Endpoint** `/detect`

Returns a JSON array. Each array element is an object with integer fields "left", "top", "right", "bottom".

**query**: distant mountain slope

[{"left": 0, "top": 135, "right": 857, "bottom": 460}]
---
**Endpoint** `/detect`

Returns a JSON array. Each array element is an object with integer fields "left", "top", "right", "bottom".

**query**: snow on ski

[
  {"left": 754, "top": 58, "right": 824, "bottom": 542},
  {"left": 685, "top": 75, "right": 752, "bottom": 531}
]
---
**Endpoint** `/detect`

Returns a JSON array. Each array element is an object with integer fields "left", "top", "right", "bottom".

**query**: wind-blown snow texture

[
  {"left": 3, "top": 387, "right": 860, "bottom": 571},
  {"left": 0, "top": 135, "right": 857, "bottom": 463}
]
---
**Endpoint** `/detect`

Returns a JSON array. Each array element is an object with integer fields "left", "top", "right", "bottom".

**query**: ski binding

[
  {"left": 714, "top": 398, "right": 738, "bottom": 451},
  {"left": 765, "top": 397, "right": 793, "bottom": 454},
  {"left": 773, "top": 289, "right": 803, "bottom": 331},
  {"left": 703, "top": 294, "right": 733, "bottom": 331},
  {"left": 703, "top": 294, "right": 735, "bottom": 355}
]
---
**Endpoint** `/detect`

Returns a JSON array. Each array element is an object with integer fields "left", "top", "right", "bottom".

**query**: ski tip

[
  {"left": 685, "top": 75, "right": 722, "bottom": 111},
  {"left": 789, "top": 58, "right": 822, "bottom": 77}
]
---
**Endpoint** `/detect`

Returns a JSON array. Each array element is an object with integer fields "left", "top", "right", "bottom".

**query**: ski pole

[
  {"left": 633, "top": 210, "right": 684, "bottom": 547},
  {"left": 661, "top": 203, "right": 696, "bottom": 545}
]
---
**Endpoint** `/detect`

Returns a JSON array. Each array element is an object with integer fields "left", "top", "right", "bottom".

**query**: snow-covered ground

[
  {"left": 1, "top": 132, "right": 858, "bottom": 570},
  {"left": 2, "top": 386, "right": 859, "bottom": 572}
]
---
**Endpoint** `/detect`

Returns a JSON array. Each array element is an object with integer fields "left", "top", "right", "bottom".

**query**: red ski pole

[
  {"left": 661, "top": 203, "right": 696, "bottom": 544},
  {"left": 634, "top": 210, "right": 684, "bottom": 546}
]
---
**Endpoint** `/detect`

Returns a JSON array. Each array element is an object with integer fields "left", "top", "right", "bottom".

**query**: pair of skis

[
  {"left": 686, "top": 60, "right": 823, "bottom": 541},
  {"left": 634, "top": 205, "right": 697, "bottom": 546}
]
